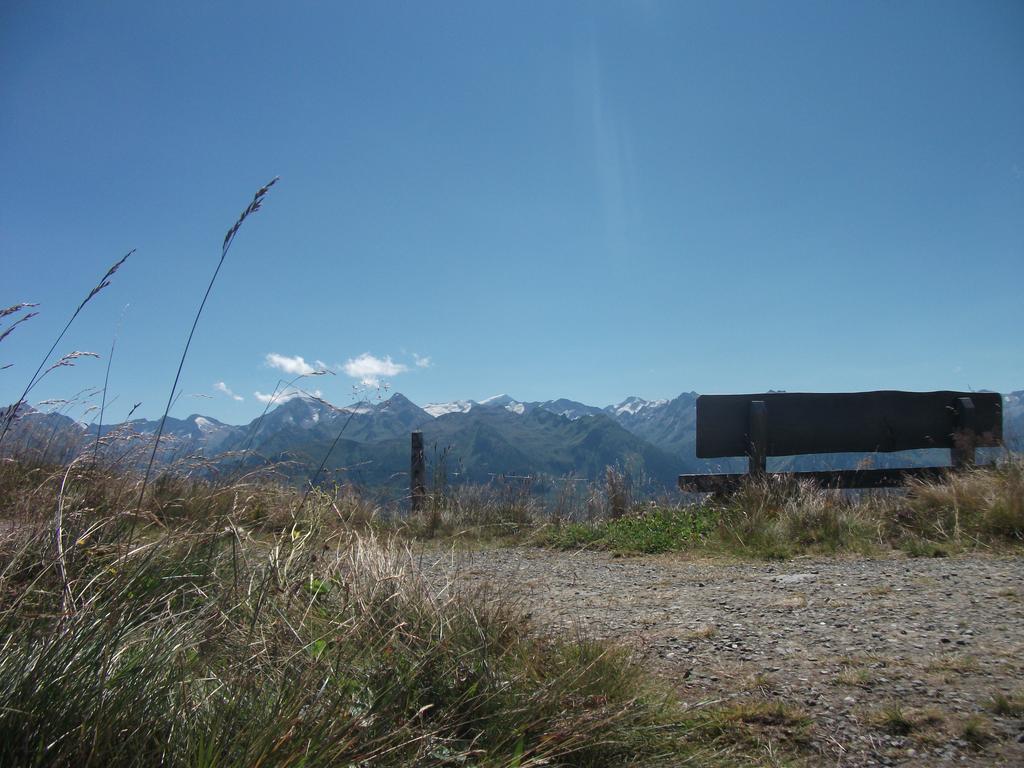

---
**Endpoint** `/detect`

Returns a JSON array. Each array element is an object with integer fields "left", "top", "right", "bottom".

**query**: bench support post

[
  {"left": 951, "top": 396, "right": 977, "bottom": 469},
  {"left": 748, "top": 400, "right": 768, "bottom": 478}
]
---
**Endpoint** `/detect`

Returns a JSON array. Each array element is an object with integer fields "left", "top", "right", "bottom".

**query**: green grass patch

[
  {"left": 990, "top": 691, "right": 1024, "bottom": 717},
  {"left": 960, "top": 715, "right": 995, "bottom": 749},
  {"left": 873, "top": 703, "right": 917, "bottom": 735},
  {"left": 899, "top": 537, "right": 954, "bottom": 558},
  {"left": 542, "top": 506, "right": 717, "bottom": 554},
  {"left": 682, "top": 699, "right": 813, "bottom": 759}
]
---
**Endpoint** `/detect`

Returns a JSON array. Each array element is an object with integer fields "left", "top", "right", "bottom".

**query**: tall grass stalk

[
  {"left": 92, "top": 308, "right": 127, "bottom": 466},
  {"left": 230, "top": 372, "right": 333, "bottom": 476},
  {"left": 295, "top": 398, "right": 359, "bottom": 514},
  {"left": 0, "top": 252, "right": 133, "bottom": 446},
  {"left": 0, "top": 302, "right": 40, "bottom": 346},
  {"left": 135, "top": 178, "right": 278, "bottom": 527}
]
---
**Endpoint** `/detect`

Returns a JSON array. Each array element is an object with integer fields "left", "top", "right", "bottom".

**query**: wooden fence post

[
  {"left": 951, "top": 396, "right": 977, "bottom": 469},
  {"left": 748, "top": 400, "right": 768, "bottom": 478},
  {"left": 411, "top": 431, "right": 426, "bottom": 513}
]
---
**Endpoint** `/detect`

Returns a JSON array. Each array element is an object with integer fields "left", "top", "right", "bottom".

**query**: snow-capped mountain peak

[
  {"left": 610, "top": 396, "right": 669, "bottom": 417},
  {"left": 478, "top": 394, "right": 527, "bottom": 415},
  {"left": 193, "top": 416, "right": 216, "bottom": 433},
  {"left": 537, "top": 399, "right": 605, "bottom": 420},
  {"left": 338, "top": 402, "right": 375, "bottom": 415},
  {"left": 425, "top": 394, "right": 528, "bottom": 418},
  {"left": 478, "top": 394, "right": 514, "bottom": 406},
  {"left": 423, "top": 400, "right": 475, "bottom": 418}
]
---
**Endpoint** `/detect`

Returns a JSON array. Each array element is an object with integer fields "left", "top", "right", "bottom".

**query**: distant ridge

[{"left": 4, "top": 390, "right": 1021, "bottom": 491}]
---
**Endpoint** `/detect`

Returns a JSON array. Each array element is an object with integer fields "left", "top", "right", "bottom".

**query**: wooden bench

[{"left": 678, "top": 390, "right": 1003, "bottom": 494}]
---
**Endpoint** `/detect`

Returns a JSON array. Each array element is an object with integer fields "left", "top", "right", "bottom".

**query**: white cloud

[
  {"left": 253, "top": 387, "right": 322, "bottom": 405},
  {"left": 342, "top": 353, "right": 408, "bottom": 387},
  {"left": 265, "top": 353, "right": 316, "bottom": 376},
  {"left": 413, "top": 353, "right": 432, "bottom": 369},
  {"left": 215, "top": 381, "right": 244, "bottom": 401}
]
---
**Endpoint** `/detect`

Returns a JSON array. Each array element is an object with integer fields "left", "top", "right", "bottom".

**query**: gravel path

[{"left": 422, "top": 547, "right": 1024, "bottom": 766}]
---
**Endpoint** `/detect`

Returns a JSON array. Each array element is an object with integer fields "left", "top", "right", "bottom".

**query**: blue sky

[{"left": 2, "top": 1, "right": 1022, "bottom": 425}]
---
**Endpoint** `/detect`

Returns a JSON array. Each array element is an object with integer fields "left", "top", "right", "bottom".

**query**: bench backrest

[{"left": 695, "top": 391, "right": 1002, "bottom": 459}]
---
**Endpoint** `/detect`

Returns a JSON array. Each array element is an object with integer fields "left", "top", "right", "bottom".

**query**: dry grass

[
  {"left": 417, "top": 480, "right": 544, "bottom": 538},
  {"left": 834, "top": 666, "right": 873, "bottom": 687},
  {"left": 870, "top": 702, "right": 944, "bottom": 736},
  {"left": 898, "top": 460, "right": 1024, "bottom": 542},
  {"left": 706, "top": 462, "right": 1024, "bottom": 559},
  {"left": 685, "top": 698, "right": 812, "bottom": 761},
  {"left": 773, "top": 593, "right": 808, "bottom": 609},
  {"left": 960, "top": 715, "right": 995, "bottom": 748},
  {"left": 925, "top": 652, "right": 979, "bottom": 674},
  {"left": 0, "top": 459, "right": 711, "bottom": 767},
  {"left": 687, "top": 623, "right": 718, "bottom": 640},
  {"left": 0, "top": 252, "right": 133, "bottom": 447},
  {"left": 989, "top": 691, "right": 1024, "bottom": 718}
]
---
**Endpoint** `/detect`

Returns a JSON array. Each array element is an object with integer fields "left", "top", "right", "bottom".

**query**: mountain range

[{"left": 4, "top": 390, "right": 1022, "bottom": 494}]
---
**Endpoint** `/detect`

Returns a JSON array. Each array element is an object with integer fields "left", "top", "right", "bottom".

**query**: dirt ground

[{"left": 421, "top": 546, "right": 1024, "bottom": 767}]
